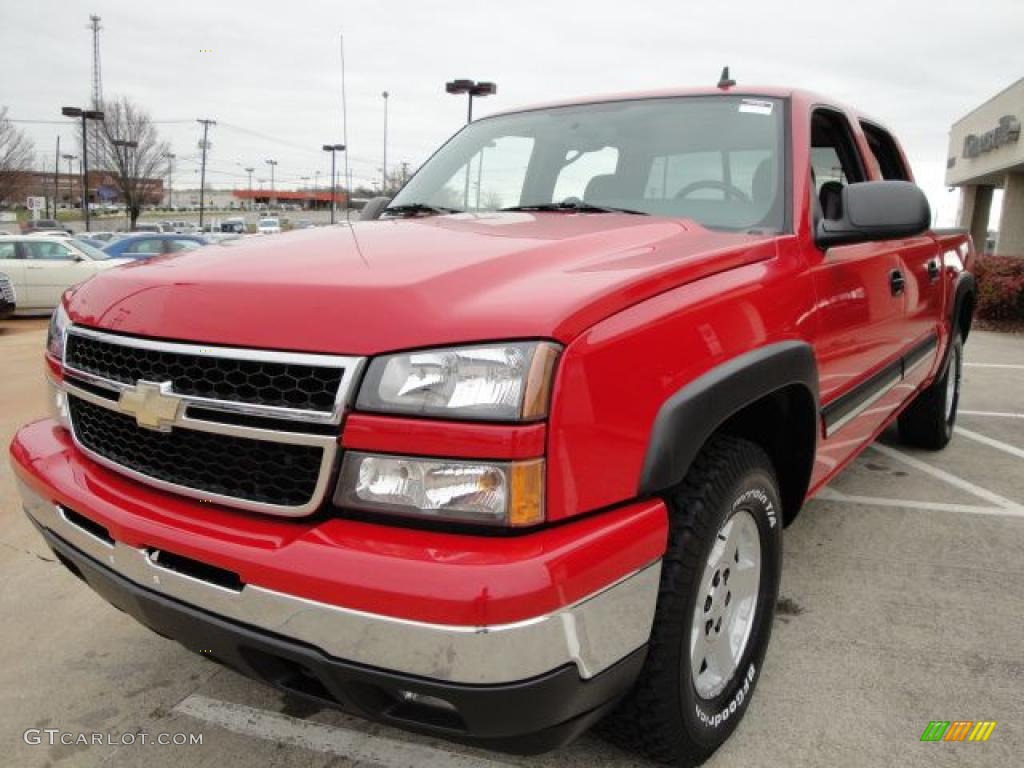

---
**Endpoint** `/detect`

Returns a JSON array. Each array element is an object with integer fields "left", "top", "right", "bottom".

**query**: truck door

[
  {"left": 860, "top": 120, "right": 944, "bottom": 391},
  {"left": 806, "top": 109, "right": 906, "bottom": 442},
  {"left": 0, "top": 240, "right": 26, "bottom": 304},
  {"left": 21, "top": 239, "right": 95, "bottom": 310}
]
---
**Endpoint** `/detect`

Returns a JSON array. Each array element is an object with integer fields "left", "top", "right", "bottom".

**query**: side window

[
  {"left": 169, "top": 239, "right": 201, "bottom": 252},
  {"left": 860, "top": 122, "right": 910, "bottom": 181},
  {"left": 129, "top": 239, "right": 165, "bottom": 255},
  {"left": 553, "top": 147, "right": 619, "bottom": 202},
  {"left": 430, "top": 135, "right": 534, "bottom": 211},
  {"left": 24, "top": 241, "right": 74, "bottom": 261},
  {"left": 0, "top": 242, "right": 19, "bottom": 259},
  {"left": 810, "top": 110, "right": 867, "bottom": 220}
]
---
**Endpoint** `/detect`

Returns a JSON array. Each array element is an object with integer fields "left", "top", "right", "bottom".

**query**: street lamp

[
  {"left": 244, "top": 167, "right": 255, "bottom": 211},
  {"left": 445, "top": 79, "right": 496, "bottom": 124},
  {"left": 112, "top": 139, "right": 139, "bottom": 219},
  {"left": 265, "top": 159, "right": 278, "bottom": 206},
  {"left": 61, "top": 106, "right": 104, "bottom": 231},
  {"left": 322, "top": 144, "right": 346, "bottom": 225},
  {"left": 62, "top": 154, "right": 78, "bottom": 209},
  {"left": 162, "top": 152, "right": 176, "bottom": 209},
  {"left": 382, "top": 91, "right": 389, "bottom": 193}
]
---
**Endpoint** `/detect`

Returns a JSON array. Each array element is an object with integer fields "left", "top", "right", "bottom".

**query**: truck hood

[{"left": 65, "top": 213, "right": 777, "bottom": 355}]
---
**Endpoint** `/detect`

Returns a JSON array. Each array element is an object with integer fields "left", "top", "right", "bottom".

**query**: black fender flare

[
  {"left": 638, "top": 340, "right": 819, "bottom": 496},
  {"left": 951, "top": 271, "right": 976, "bottom": 341},
  {"left": 938, "top": 271, "right": 976, "bottom": 375}
]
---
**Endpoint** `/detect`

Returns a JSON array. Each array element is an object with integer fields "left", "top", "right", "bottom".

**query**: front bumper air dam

[
  {"left": 11, "top": 422, "right": 667, "bottom": 752},
  {"left": 32, "top": 520, "right": 648, "bottom": 753}
]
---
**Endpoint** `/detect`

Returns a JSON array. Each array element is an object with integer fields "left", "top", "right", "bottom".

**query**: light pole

[
  {"left": 301, "top": 176, "right": 310, "bottom": 209},
  {"left": 61, "top": 106, "right": 104, "bottom": 231},
  {"left": 62, "top": 153, "right": 77, "bottom": 210},
  {"left": 112, "top": 139, "right": 139, "bottom": 223},
  {"left": 381, "top": 90, "right": 389, "bottom": 194},
  {"left": 162, "top": 152, "right": 175, "bottom": 209},
  {"left": 244, "top": 167, "right": 254, "bottom": 211},
  {"left": 197, "top": 118, "right": 216, "bottom": 228},
  {"left": 52, "top": 137, "right": 60, "bottom": 218},
  {"left": 322, "top": 144, "right": 345, "bottom": 225},
  {"left": 445, "top": 79, "right": 496, "bottom": 124},
  {"left": 265, "top": 159, "right": 277, "bottom": 207}
]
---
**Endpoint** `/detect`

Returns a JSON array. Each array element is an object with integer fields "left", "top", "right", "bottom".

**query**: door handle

[
  {"left": 889, "top": 269, "right": 905, "bottom": 296},
  {"left": 926, "top": 259, "right": 941, "bottom": 283}
]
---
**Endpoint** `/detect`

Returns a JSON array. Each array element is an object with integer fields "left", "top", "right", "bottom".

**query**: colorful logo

[{"left": 920, "top": 721, "right": 996, "bottom": 742}]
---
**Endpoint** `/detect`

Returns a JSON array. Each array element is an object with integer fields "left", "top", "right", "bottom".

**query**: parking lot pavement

[{"left": 1, "top": 317, "right": 1021, "bottom": 768}]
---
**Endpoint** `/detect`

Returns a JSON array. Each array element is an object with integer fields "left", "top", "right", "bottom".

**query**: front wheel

[
  {"left": 898, "top": 331, "right": 963, "bottom": 450},
  {"left": 602, "top": 435, "right": 782, "bottom": 766}
]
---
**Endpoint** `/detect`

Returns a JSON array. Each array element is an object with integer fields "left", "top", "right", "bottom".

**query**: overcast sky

[{"left": 3, "top": 0, "right": 1021, "bottom": 224}]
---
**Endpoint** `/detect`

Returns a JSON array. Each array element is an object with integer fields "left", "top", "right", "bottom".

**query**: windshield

[
  {"left": 391, "top": 95, "right": 786, "bottom": 232},
  {"left": 70, "top": 240, "right": 110, "bottom": 260},
  {"left": 259, "top": 219, "right": 278, "bottom": 226}
]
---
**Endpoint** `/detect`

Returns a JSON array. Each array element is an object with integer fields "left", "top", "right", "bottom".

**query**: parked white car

[
  {"left": 0, "top": 236, "right": 132, "bottom": 315},
  {"left": 257, "top": 217, "right": 282, "bottom": 235}
]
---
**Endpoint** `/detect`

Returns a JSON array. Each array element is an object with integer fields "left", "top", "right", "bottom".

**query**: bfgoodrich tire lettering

[{"left": 601, "top": 435, "right": 782, "bottom": 766}]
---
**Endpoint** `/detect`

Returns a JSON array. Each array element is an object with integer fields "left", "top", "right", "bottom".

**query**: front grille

[
  {"left": 0, "top": 274, "right": 14, "bottom": 303},
  {"left": 69, "top": 396, "right": 324, "bottom": 508},
  {"left": 66, "top": 332, "right": 345, "bottom": 413}
]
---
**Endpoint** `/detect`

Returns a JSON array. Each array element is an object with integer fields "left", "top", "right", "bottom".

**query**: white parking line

[
  {"left": 955, "top": 427, "right": 1024, "bottom": 460},
  {"left": 815, "top": 488, "right": 1017, "bottom": 517},
  {"left": 869, "top": 443, "right": 1024, "bottom": 515},
  {"left": 964, "top": 363, "right": 1024, "bottom": 369},
  {"left": 960, "top": 410, "right": 1024, "bottom": 420},
  {"left": 174, "top": 695, "right": 514, "bottom": 768}
]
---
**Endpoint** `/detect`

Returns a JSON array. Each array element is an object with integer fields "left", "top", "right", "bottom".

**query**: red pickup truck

[{"left": 11, "top": 85, "right": 975, "bottom": 766}]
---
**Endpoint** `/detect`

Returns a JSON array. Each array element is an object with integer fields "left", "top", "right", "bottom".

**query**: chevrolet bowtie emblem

[{"left": 118, "top": 381, "right": 182, "bottom": 431}]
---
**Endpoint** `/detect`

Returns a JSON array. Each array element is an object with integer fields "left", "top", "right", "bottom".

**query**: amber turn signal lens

[
  {"left": 522, "top": 343, "right": 560, "bottom": 420},
  {"left": 508, "top": 459, "right": 545, "bottom": 527}
]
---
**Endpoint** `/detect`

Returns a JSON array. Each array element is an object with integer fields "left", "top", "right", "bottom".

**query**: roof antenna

[{"left": 717, "top": 66, "right": 736, "bottom": 90}]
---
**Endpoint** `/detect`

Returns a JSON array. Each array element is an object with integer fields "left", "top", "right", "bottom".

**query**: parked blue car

[{"left": 101, "top": 233, "right": 209, "bottom": 260}]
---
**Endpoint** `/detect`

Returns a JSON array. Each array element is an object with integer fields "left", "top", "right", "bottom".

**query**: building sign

[{"left": 962, "top": 115, "right": 1021, "bottom": 159}]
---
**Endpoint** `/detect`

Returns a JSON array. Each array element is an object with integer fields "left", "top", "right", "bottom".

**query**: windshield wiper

[
  {"left": 500, "top": 201, "right": 649, "bottom": 215},
  {"left": 382, "top": 203, "right": 462, "bottom": 217}
]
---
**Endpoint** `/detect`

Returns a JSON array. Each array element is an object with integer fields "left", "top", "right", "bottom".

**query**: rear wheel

[
  {"left": 898, "top": 332, "right": 962, "bottom": 450},
  {"left": 602, "top": 435, "right": 782, "bottom": 766}
]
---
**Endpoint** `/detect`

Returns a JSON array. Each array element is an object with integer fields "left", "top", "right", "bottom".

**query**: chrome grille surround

[{"left": 61, "top": 325, "right": 365, "bottom": 517}]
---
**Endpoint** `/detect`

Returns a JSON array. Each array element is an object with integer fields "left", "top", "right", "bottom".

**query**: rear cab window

[{"left": 860, "top": 121, "right": 911, "bottom": 181}]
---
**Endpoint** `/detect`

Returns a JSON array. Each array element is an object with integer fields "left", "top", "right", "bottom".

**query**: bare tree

[
  {"left": 93, "top": 96, "right": 169, "bottom": 228},
  {"left": 0, "top": 107, "right": 35, "bottom": 206}
]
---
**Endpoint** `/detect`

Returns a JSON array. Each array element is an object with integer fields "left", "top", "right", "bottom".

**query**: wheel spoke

[
  {"left": 709, "top": 636, "right": 735, "bottom": 679},
  {"left": 729, "top": 563, "right": 758, "bottom": 602}
]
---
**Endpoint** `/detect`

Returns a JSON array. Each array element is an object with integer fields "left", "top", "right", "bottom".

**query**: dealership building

[{"left": 947, "top": 77, "right": 1023, "bottom": 256}]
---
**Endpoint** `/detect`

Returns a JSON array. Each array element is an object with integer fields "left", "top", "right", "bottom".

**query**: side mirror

[
  {"left": 816, "top": 181, "right": 930, "bottom": 248},
  {"left": 360, "top": 197, "right": 393, "bottom": 221}
]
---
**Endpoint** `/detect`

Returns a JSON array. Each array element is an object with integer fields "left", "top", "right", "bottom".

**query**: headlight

[
  {"left": 47, "top": 303, "right": 69, "bottom": 362},
  {"left": 356, "top": 342, "right": 560, "bottom": 421},
  {"left": 335, "top": 452, "right": 544, "bottom": 527}
]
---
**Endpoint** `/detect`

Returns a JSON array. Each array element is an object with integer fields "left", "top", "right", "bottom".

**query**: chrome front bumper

[{"left": 19, "top": 478, "right": 661, "bottom": 685}]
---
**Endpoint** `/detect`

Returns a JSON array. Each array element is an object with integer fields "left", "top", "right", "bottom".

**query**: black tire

[
  {"left": 601, "top": 435, "right": 782, "bottom": 766},
  {"left": 898, "top": 332, "right": 963, "bottom": 450}
]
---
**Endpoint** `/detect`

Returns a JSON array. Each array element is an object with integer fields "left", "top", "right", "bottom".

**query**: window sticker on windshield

[{"left": 739, "top": 99, "right": 774, "bottom": 116}]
